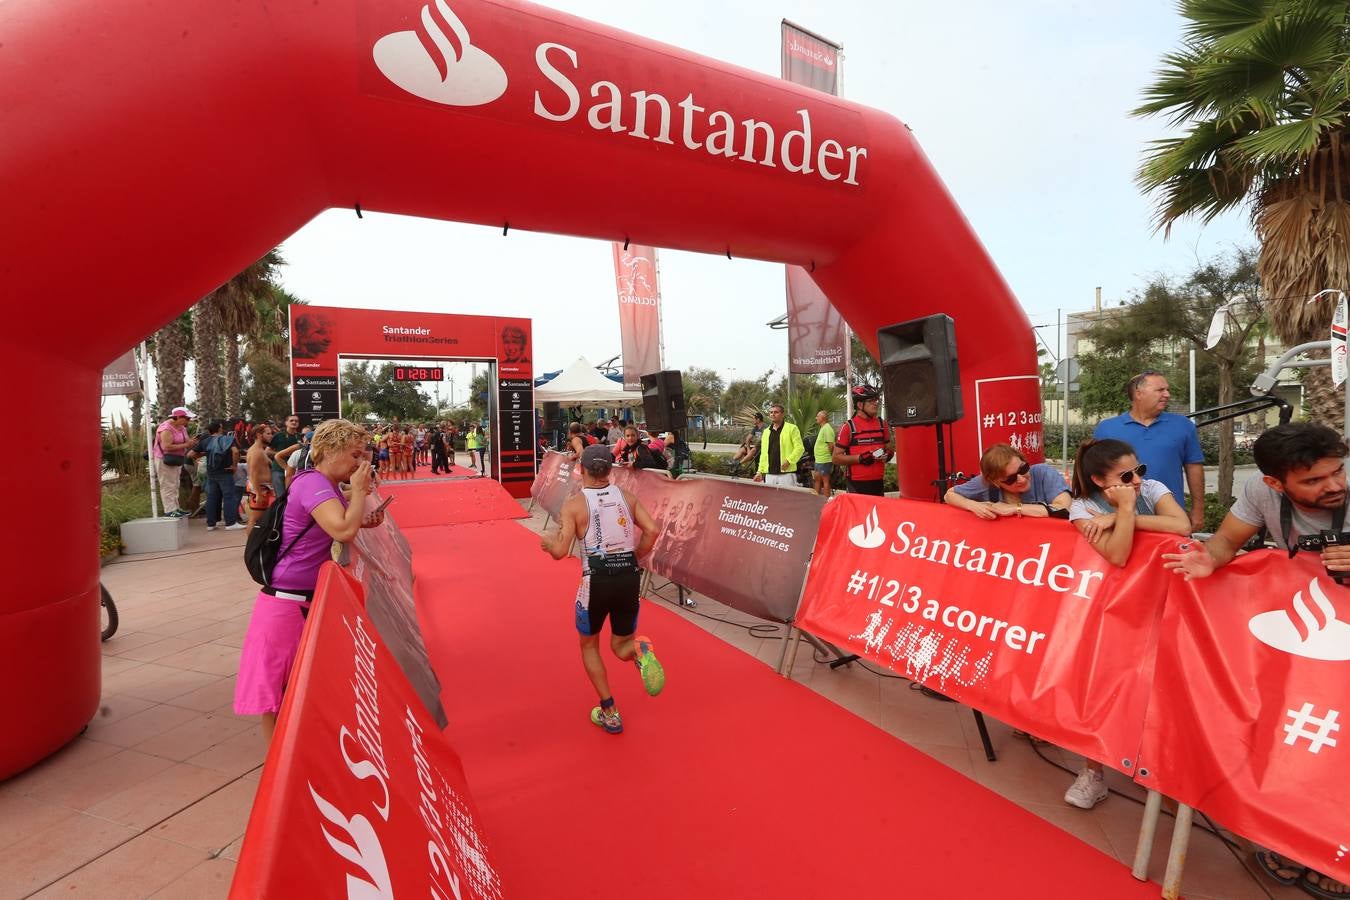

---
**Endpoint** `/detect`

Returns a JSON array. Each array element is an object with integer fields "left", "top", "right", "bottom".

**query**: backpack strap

[{"left": 264, "top": 470, "right": 322, "bottom": 587}]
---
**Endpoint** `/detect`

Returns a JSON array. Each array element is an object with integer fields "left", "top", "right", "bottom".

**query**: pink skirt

[{"left": 233, "top": 591, "right": 310, "bottom": 715}]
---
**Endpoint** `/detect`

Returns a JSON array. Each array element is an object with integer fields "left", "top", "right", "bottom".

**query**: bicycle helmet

[{"left": 851, "top": 383, "right": 882, "bottom": 403}]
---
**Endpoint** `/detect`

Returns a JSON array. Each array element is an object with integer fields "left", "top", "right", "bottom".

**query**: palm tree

[
  {"left": 1134, "top": 0, "right": 1350, "bottom": 428},
  {"left": 151, "top": 313, "right": 190, "bottom": 416},
  {"left": 192, "top": 249, "right": 288, "bottom": 418}
]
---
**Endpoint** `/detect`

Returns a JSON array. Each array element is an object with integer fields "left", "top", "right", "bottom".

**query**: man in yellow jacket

[{"left": 754, "top": 402, "right": 805, "bottom": 487}]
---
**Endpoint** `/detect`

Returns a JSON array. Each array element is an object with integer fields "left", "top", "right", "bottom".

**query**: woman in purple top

[{"left": 233, "top": 419, "right": 385, "bottom": 741}]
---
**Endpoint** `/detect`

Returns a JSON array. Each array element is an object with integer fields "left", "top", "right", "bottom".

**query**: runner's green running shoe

[
  {"left": 590, "top": 706, "right": 623, "bottom": 734},
  {"left": 632, "top": 635, "right": 665, "bottom": 696}
]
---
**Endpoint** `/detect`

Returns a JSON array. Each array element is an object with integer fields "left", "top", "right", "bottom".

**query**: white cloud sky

[{"left": 274, "top": 0, "right": 1254, "bottom": 388}]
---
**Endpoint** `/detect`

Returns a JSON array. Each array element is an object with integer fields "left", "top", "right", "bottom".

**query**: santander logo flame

[
  {"left": 1248, "top": 576, "right": 1350, "bottom": 661},
  {"left": 308, "top": 783, "right": 394, "bottom": 900},
  {"left": 848, "top": 506, "right": 887, "bottom": 549},
  {"left": 372, "top": 0, "right": 507, "bottom": 106}
]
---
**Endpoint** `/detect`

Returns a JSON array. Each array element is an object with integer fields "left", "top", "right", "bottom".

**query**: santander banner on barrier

[
  {"left": 531, "top": 450, "right": 579, "bottom": 520},
  {"left": 1137, "top": 551, "right": 1350, "bottom": 883},
  {"left": 232, "top": 565, "right": 502, "bottom": 900},
  {"left": 795, "top": 494, "right": 1171, "bottom": 769}
]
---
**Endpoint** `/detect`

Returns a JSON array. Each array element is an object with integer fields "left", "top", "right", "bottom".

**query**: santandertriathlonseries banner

[
  {"left": 781, "top": 22, "right": 847, "bottom": 374},
  {"left": 611, "top": 243, "right": 662, "bottom": 391}
]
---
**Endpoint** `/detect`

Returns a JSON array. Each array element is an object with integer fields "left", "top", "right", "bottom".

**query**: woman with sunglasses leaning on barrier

[
  {"left": 233, "top": 419, "right": 387, "bottom": 743},
  {"left": 944, "top": 443, "right": 1071, "bottom": 518},
  {"left": 1058, "top": 437, "right": 1192, "bottom": 811}
]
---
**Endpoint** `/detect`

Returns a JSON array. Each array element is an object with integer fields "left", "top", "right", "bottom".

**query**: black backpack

[{"left": 244, "top": 472, "right": 319, "bottom": 586}]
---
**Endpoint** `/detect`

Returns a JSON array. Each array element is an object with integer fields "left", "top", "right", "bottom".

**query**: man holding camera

[
  {"left": 1164, "top": 422, "right": 1349, "bottom": 579},
  {"left": 1163, "top": 422, "right": 1349, "bottom": 900}
]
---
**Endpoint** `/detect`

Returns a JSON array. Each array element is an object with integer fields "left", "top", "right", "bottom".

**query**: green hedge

[{"left": 1042, "top": 421, "right": 1252, "bottom": 466}]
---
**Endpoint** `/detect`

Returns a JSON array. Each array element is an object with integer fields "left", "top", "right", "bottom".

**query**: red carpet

[
  {"left": 399, "top": 481, "right": 1156, "bottom": 899},
  {"left": 379, "top": 477, "right": 526, "bottom": 528}
]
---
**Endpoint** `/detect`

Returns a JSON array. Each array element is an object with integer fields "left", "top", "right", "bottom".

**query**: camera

[{"left": 1294, "top": 530, "right": 1350, "bottom": 584}]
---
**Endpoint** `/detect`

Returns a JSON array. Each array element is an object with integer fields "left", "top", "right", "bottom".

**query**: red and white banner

[
  {"left": 611, "top": 243, "right": 662, "bottom": 391},
  {"left": 795, "top": 494, "right": 1171, "bottom": 769},
  {"left": 974, "top": 376, "right": 1046, "bottom": 463},
  {"left": 781, "top": 20, "right": 840, "bottom": 95},
  {"left": 780, "top": 23, "right": 846, "bottom": 375},
  {"left": 1136, "top": 551, "right": 1350, "bottom": 882},
  {"left": 232, "top": 565, "right": 502, "bottom": 900}
]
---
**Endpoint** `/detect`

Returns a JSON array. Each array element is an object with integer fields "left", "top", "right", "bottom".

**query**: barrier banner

[
  {"left": 232, "top": 565, "right": 502, "bottom": 899},
  {"left": 795, "top": 494, "right": 1170, "bottom": 768},
  {"left": 530, "top": 450, "right": 578, "bottom": 520},
  {"left": 1135, "top": 551, "right": 1350, "bottom": 881},
  {"left": 611, "top": 243, "right": 662, "bottom": 391},
  {"left": 349, "top": 507, "right": 447, "bottom": 728},
  {"left": 615, "top": 469, "right": 824, "bottom": 623}
]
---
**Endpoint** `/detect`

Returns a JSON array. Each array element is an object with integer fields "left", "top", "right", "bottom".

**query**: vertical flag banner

[
  {"left": 1333, "top": 292, "right": 1347, "bottom": 388},
  {"left": 612, "top": 243, "right": 663, "bottom": 391},
  {"left": 101, "top": 349, "right": 141, "bottom": 395},
  {"left": 781, "top": 22, "right": 847, "bottom": 374}
]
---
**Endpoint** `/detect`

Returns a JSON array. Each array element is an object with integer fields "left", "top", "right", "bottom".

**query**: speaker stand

[{"left": 926, "top": 423, "right": 998, "bottom": 763}]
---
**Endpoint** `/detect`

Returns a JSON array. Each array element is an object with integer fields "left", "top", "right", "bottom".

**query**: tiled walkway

[{"left": 1, "top": 505, "right": 1298, "bottom": 899}]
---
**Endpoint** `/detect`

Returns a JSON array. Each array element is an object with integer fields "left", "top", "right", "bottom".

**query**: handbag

[{"left": 161, "top": 453, "right": 187, "bottom": 466}]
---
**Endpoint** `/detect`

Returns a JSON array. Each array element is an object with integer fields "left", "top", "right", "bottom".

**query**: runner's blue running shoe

[
  {"left": 632, "top": 635, "right": 665, "bottom": 697},
  {"left": 590, "top": 706, "right": 623, "bottom": 734}
]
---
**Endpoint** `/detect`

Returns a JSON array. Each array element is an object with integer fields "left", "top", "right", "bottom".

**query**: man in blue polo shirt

[{"left": 1093, "top": 370, "right": 1205, "bottom": 531}]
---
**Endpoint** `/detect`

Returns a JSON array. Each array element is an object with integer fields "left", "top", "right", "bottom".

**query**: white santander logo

[
  {"left": 848, "top": 506, "right": 886, "bottom": 549},
  {"left": 1248, "top": 576, "right": 1350, "bottom": 661},
  {"left": 373, "top": 0, "right": 507, "bottom": 106}
]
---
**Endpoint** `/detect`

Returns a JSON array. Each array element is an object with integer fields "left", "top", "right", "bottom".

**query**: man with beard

[{"left": 1162, "top": 422, "right": 1349, "bottom": 900}]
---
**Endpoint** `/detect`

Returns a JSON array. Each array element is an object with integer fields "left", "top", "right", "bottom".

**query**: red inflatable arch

[{"left": 0, "top": 0, "right": 1036, "bottom": 777}]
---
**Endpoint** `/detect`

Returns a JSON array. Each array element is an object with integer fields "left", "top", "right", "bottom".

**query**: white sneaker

[
  {"left": 1064, "top": 768, "right": 1108, "bottom": 809},
  {"left": 205, "top": 524, "right": 217, "bottom": 531},
  {"left": 224, "top": 523, "right": 247, "bottom": 531}
]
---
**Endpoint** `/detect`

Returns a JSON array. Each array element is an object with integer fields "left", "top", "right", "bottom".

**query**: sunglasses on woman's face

[
  {"left": 1116, "top": 463, "right": 1147, "bottom": 484},
  {"left": 1001, "top": 462, "right": 1031, "bottom": 485}
]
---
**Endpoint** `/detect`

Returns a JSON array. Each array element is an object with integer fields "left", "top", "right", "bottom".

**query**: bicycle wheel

[{"left": 100, "top": 583, "right": 119, "bottom": 642}]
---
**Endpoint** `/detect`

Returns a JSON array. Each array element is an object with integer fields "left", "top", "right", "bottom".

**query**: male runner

[
  {"left": 833, "top": 384, "right": 895, "bottom": 496},
  {"left": 540, "top": 444, "right": 665, "bottom": 734}
]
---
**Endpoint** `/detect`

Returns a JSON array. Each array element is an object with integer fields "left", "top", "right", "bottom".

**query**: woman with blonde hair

[
  {"left": 233, "top": 419, "right": 387, "bottom": 742},
  {"left": 944, "top": 443, "right": 1070, "bottom": 518}
]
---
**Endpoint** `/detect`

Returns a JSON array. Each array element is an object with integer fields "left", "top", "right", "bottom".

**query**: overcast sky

[{"left": 275, "top": 0, "right": 1254, "bottom": 385}]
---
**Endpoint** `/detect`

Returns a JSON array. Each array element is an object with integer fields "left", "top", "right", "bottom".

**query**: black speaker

[
  {"left": 640, "top": 370, "right": 686, "bottom": 432},
  {"left": 878, "top": 314, "right": 962, "bottom": 427}
]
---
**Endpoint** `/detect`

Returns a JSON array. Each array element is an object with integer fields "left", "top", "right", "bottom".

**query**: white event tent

[{"left": 533, "top": 357, "right": 644, "bottom": 407}]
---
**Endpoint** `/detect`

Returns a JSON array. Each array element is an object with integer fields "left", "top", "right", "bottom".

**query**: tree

[
  {"left": 1079, "top": 247, "right": 1266, "bottom": 504},
  {"left": 240, "top": 346, "right": 292, "bottom": 422},
  {"left": 192, "top": 249, "right": 288, "bottom": 418},
  {"left": 1134, "top": 0, "right": 1350, "bottom": 430},
  {"left": 784, "top": 376, "right": 844, "bottom": 432},
  {"left": 340, "top": 361, "right": 435, "bottom": 422},
  {"left": 722, "top": 371, "right": 773, "bottom": 420},
  {"left": 151, "top": 313, "right": 190, "bottom": 417},
  {"left": 682, "top": 366, "right": 725, "bottom": 419},
  {"left": 849, "top": 333, "right": 882, "bottom": 387}
]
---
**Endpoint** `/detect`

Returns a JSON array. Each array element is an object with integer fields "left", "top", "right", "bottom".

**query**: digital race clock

[{"left": 393, "top": 366, "right": 444, "bottom": 381}]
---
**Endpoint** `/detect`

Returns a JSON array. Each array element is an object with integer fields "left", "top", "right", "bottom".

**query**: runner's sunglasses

[{"left": 1001, "top": 463, "right": 1031, "bottom": 485}]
